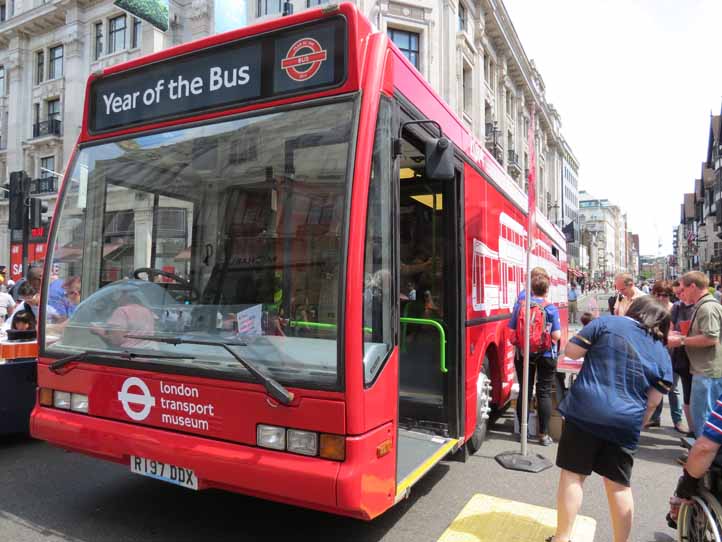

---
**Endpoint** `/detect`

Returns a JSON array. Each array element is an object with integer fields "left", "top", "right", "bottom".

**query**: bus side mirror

[{"left": 425, "top": 137, "right": 454, "bottom": 180}]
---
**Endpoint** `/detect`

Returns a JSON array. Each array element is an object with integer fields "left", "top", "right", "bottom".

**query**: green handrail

[
  {"left": 288, "top": 321, "right": 338, "bottom": 331},
  {"left": 289, "top": 321, "right": 373, "bottom": 334},
  {"left": 399, "top": 317, "right": 447, "bottom": 374}
]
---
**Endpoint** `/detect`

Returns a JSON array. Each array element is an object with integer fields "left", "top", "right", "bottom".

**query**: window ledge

[
  {"left": 92, "top": 48, "right": 139, "bottom": 70},
  {"left": 456, "top": 31, "right": 475, "bottom": 54},
  {"left": 33, "top": 77, "right": 64, "bottom": 90}
]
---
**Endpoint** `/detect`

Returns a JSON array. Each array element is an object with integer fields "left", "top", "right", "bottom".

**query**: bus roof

[{"left": 80, "top": 3, "right": 369, "bottom": 142}]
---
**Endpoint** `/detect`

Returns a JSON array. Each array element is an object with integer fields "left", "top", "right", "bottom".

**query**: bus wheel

[{"left": 467, "top": 356, "right": 492, "bottom": 455}]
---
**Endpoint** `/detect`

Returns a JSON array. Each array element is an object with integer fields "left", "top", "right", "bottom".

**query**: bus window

[
  {"left": 362, "top": 99, "right": 393, "bottom": 384},
  {"left": 44, "top": 100, "right": 356, "bottom": 390}
]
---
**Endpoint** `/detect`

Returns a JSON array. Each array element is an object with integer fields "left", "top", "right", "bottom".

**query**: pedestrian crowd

[
  {"left": 0, "top": 262, "right": 81, "bottom": 337},
  {"left": 512, "top": 268, "right": 722, "bottom": 542}
]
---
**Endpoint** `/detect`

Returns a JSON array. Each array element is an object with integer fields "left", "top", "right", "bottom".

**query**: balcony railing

[
  {"left": 1, "top": 176, "right": 57, "bottom": 199},
  {"left": 32, "top": 118, "right": 62, "bottom": 138},
  {"left": 484, "top": 122, "right": 504, "bottom": 164},
  {"left": 507, "top": 149, "right": 522, "bottom": 179},
  {"left": 33, "top": 175, "right": 57, "bottom": 194}
]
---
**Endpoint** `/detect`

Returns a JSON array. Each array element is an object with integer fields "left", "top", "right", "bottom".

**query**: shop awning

[
  {"left": 52, "top": 246, "right": 82, "bottom": 262},
  {"left": 103, "top": 243, "right": 132, "bottom": 260}
]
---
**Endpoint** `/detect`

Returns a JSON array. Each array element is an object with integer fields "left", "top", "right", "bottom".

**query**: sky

[
  {"left": 503, "top": 0, "right": 722, "bottom": 256},
  {"left": 215, "top": 0, "right": 246, "bottom": 33}
]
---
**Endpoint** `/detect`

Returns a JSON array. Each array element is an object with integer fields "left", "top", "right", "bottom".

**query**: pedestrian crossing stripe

[{"left": 437, "top": 494, "right": 596, "bottom": 542}]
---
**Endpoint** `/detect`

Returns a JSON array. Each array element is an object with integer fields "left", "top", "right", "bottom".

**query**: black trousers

[{"left": 515, "top": 352, "right": 556, "bottom": 434}]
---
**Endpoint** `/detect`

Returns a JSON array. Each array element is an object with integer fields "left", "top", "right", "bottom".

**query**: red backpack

[{"left": 510, "top": 299, "right": 552, "bottom": 356}]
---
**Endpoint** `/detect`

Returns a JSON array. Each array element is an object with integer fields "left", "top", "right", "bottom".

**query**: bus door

[{"left": 396, "top": 129, "right": 462, "bottom": 495}]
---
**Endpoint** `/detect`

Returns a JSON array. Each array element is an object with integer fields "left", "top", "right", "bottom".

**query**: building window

[
  {"left": 49, "top": 45, "right": 63, "bottom": 79},
  {"left": 95, "top": 22, "right": 104, "bottom": 59},
  {"left": 0, "top": 66, "right": 4, "bottom": 96},
  {"left": 47, "top": 99, "right": 61, "bottom": 122},
  {"left": 0, "top": 3, "right": 6, "bottom": 22},
  {"left": 458, "top": 3, "right": 466, "bottom": 33},
  {"left": 388, "top": 28, "right": 420, "bottom": 69},
  {"left": 40, "top": 156, "right": 55, "bottom": 178},
  {"left": 462, "top": 62, "right": 472, "bottom": 118},
  {"left": 132, "top": 17, "right": 141, "bottom": 49},
  {"left": 257, "top": 0, "right": 281, "bottom": 16},
  {"left": 307, "top": 0, "right": 329, "bottom": 5},
  {"left": 109, "top": 14, "right": 127, "bottom": 54},
  {"left": 36, "top": 50, "right": 44, "bottom": 84}
]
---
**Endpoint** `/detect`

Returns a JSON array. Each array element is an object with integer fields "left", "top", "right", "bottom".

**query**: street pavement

[
  {"left": 1, "top": 291, "right": 680, "bottom": 541},
  {"left": 0, "top": 408, "right": 684, "bottom": 542}
]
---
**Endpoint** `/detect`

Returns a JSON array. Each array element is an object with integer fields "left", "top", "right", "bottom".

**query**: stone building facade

[
  {"left": 0, "top": 0, "right": 212, "bottom": 269},
  {"left": 578, "top": 190, "right": 632, "bottom": 281},
  {"left": 0, "top": 0, "right": 579, "bottom": 268},
  {"left": 560, "top": 137, "right": 579, "bottom": 266}
]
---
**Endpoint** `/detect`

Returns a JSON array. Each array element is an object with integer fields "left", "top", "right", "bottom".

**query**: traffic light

[
  {"left": 8, "top": 171, "right": 30, "bottom": 230},
  {"left": 30, "top": 197, "right": 48, "bottom": 229}
]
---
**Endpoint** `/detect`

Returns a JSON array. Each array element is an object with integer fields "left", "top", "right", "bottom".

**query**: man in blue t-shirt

[
  {"left": 509, "top": 266, "right": 549, "bottom": 327},
  {"left": 510, "top": 270, "right": 561, "bottom": 446}
]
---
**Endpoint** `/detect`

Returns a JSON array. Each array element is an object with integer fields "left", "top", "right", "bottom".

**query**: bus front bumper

[{"left": 31, "top": 407, "right": 393, "bottom": 520}]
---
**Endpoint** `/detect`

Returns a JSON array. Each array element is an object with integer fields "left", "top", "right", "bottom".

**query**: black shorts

[{"left": 556, "top": 420, "right": 635, "bottom": 487}]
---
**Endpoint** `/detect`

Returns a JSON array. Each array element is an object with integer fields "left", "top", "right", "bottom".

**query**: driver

[{"left": 91, "top": 287, "right": 156, "bottom": 348}]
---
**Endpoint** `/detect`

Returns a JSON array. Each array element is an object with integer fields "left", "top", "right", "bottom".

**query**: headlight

[
  {"left": 53, "top": 391, "right": 71, "bottom": 410},
  {"left": 287, "top": 429, "right": 318, "bottom": 456},
  {"left": 257, "top": 424, "right": 286, "bottom": 450},
  {"left": 70, "top": 393, "right": 89, "bottom": 413}
]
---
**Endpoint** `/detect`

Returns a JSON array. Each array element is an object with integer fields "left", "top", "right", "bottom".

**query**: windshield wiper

[
  {"left": 125, "top": 335, "right": 295, "bottom": 406},
  {"left": 49, "top": 350, "right": 196, "bottom": 374}
]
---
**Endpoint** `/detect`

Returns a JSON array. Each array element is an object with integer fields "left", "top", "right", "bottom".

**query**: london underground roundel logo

[
  {"left": 118, "top": 377, "right": 156, "bottom": 421},
  {"left": 281, "top": 38, "right": 328, "bottom": 82}
]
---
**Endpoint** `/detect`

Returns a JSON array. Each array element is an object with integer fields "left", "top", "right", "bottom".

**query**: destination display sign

[{"left": 89, "top": 17, "right": 347, "bottom": 133}]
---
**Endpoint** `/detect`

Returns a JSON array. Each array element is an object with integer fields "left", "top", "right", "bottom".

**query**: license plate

[{"left": 130, "top": 456, "right": 198, "bottom": 490}]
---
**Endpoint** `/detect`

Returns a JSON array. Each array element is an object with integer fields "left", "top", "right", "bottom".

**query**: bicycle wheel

[{"left": 677, "top": 489, "right": 722, "bottom": 542}]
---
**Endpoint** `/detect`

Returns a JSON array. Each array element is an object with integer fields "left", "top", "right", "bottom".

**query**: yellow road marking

[
  {"left": 438, "top": 494, "right": 596, "bottom": 542},
  {"left": 396, "top": 439, "right": 459, "bottom": 497}
]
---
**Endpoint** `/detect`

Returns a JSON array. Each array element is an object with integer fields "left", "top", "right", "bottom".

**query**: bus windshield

[{"left": 43, "top": 99, "right": 356, "bottom": 390}]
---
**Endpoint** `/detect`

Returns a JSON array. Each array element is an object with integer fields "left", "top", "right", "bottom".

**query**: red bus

[{"left": 32, "top": 3, "right": 568, "bottom": 520}]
